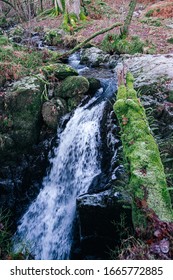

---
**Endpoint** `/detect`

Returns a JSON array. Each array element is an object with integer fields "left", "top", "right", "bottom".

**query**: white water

[{"left": 13, "top": 92, "right": 107, "bottom": 260}]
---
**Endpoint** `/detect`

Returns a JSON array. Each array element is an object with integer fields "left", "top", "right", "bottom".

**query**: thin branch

[{"left": 59, "top": 22, "right": 122, "bottom": 59}]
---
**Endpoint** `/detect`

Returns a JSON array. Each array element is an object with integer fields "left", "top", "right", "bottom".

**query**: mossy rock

[
  {"left": 3, "top": 75, "right": 44, "bottom": 150},
  {"left": 67, "top": 96, "right": 83, "bottom": 112},
  {"left": 87, "top": 78, "right": 101, "bottom": 96},
  {"left": 42, "top": 97, "right": 67, "bottom": 129},
  {"left": 56, "top": 76, "right": 89, "bottom": 99},
  {"left": 44, "top": 29, "right": 64, "bottom": 46},
  {"left": 41, "top": 64, "right": 78, "bottom": 80}
]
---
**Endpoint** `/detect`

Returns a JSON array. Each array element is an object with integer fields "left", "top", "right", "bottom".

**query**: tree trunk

[
  {"left": 120, "top": 0, "right": 137, "bottom": 37},
  {"left": 65, "top": 0, "right": 81, "bottom": 18},
  {"left": 113, "top": 72, "right": 173, "bottom": 229},
  {"left": 55, "top": 0, "right": 63, "bottom": 13}
]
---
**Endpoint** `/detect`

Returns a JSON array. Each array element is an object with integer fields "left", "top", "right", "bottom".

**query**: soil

[{"left": 18, "top": 1, "right": 173, "bottom": 54}]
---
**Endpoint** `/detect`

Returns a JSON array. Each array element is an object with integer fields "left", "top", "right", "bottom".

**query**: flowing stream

[{"left": 13, "top": 55, "right": 117, "bottom": 260}]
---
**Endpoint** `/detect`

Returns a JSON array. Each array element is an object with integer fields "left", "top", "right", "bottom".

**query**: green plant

[
  {"left": 0, "top": 39, "right": 62, "bottom": 84},
  {"left": 44, "top": 30, "right": 63, "bottom": 46},
  {"left": 0, "top": 35, "right": 9, "bottom": 46},
  {"left": 140, "top": 17, "right": 162, "bottom": 27},
  {"left": 145, "top": 9, "right": 154, "bottom": 17},
  {"left": 167, "top": 38, "right": 173, "bottom": 44},
  {"left": 101, "top": 34, "right": 145, "bottom": 55}
]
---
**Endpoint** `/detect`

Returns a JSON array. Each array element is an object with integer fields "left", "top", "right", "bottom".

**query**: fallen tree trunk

[
  {"left": 113, "top": 72, "right": 173, "bottom": 230},
  {"left": 59, "top": 22, "right": 122, "bottom": 59}
]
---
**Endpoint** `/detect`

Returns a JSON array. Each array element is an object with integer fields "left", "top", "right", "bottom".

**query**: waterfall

[{"left": 13, "top": 82, "right": 116, "bottom": 260}]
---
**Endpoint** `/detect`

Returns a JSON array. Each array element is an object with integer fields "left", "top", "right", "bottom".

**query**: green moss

[
  {"left": 44, "top": 29, "right": 63, "bottom": 46},
  {"left": 0, "top": 35, "right": 9, "bottom": 46},
  {"left": 113, "top": 72, "right": 173, "bottom": 227},
  {"left": 41, "top": 64, "right": 78, "bottom": 80},
  {"left": 56, "top": 76, "right": 89, "bottom": 99},
  {"left": 79, "top": 12, "right": 87, "bottom": 21}
]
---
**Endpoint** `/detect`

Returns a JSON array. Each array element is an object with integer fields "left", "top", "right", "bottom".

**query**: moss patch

[
  {"left": 56, "top": 76, "right": 89, "bottom": 99},
  {"left": 41, "top": 63, "right": 78, "bottom": 80}
]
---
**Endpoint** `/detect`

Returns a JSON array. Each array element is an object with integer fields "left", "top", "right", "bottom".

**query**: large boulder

[
  {"left": 115, "top": 54, "right": 173, "bottom": 99},
  {"left": 0, "top": 75, "right": 44, "bottom": 158},
  {"left": 80, "top": 47, "right": 110, "bottom": 67},
  {"left": 56, "top": 76, "right": 89, "bottom": 99},
  {"left": 56, "top": 76, "right": 90, "bottom": 111},
  {"left": 114, "top": 54, "right": 173, "bottom": 205},
  {"left": 80, "top": 47, "right": 118, "bottom": 68},
  {"left": 41, "top": 63, "right": 78, "bottom": 80},
  {"left": 76, "top": 189, "right": 132, "bottom": 258},
  {"left": 87, "top": 78, "right": 101, "bottom": 96}
]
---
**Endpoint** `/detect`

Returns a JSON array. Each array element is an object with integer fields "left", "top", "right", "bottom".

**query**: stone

[
  {"left": 0, "top": 134, "right": 15, "bottom": 159},
  {"left": 41, "top": 64, "right": 78, "bottom": 80},
  {"left": 56, "top": 76, "right": 89, "bottom": 99},
  {"left": 113, "top": 72, "right": 173, "bottom": 226},
  {"left": 76, "top": 189, "right": 132, "bottom": 257},
  {"left": 87, "top": 78, "right": 101, "bottom": 96},
  {"left": 42, "top": 98, "right": 67, "bottom": 129},
  {"left": 114, "top": 54, "right": 173, "bottom": 98},
  {"left": 2, "top": 75, "right": 44, "bottom": 153},
  {"left": 80, "top": 47, "right": 111, "bottom": 67}
]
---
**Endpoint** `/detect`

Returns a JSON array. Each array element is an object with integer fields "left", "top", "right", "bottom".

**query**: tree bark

[
  {"left": 120, "top": 0, "right": 137, "bottom": 37},
  {"left": 65, "top": 0, "right": 81, "bottom": 18},
  {"left": 55, "top": 0, "right": 63, "bottom": 13}
]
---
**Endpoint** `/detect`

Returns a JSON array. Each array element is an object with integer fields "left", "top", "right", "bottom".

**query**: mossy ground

[{"left": 0, "top": 35, "right": 62, "bottom": 87}]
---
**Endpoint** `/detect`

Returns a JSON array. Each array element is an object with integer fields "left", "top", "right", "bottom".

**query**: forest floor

[{"left": 23, "top": 0, "right": 173, "bottom": 54}]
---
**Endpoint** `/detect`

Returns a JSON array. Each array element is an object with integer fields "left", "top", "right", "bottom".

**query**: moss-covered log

[{"left": 113, "top": 72, "right": 173, "bottom": 229}]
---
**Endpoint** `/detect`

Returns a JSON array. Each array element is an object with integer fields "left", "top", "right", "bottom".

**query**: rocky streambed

[{"left": 0, "top": 37, "right": 173, "bottom": 259}]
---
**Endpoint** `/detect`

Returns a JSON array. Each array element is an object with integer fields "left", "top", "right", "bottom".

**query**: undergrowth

[
  {"left": 0, "top": 35, "right": 61, "bottom": 86},
  {"left": 101, "top": 34, "right": 146, "bottom": 55}
]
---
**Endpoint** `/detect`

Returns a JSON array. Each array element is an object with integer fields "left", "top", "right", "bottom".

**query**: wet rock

[
  {"left": 87, "top": 78, "right": 101, "bottom": 96},
  {"left": 56, "top": 76, "right": 89, "bottom": 99},
  {"left": 0, "top": 134, "right": 15, "bottom": 159},
  {"left": 1, "top": 75, "right": 44, "bottom": 157},
  {"left": 115, "top": 54, "right": 173, "bottom": 99},
  {"left": 42, "top": 98, "right": 67, "bottom": 129},
  {"left": 41, "top": 64, "right": 78, "bottom": 80},
  {"left": 76, "top": 189, "right": 132, "bottom": 258},
  {"left": 0, "top": 178, "right": 15, "bottom": 208},
  {"left": 80, "top": 47, "right": 119, "bottom": 68},
  {"left": 80, "top": 47, "right": 111, "bottom": 67}
]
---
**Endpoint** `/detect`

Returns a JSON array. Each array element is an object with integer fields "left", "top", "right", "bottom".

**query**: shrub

[
  {"left": 167, "top": 38, "right": 173, "bottom": 44},
  {"left": 101, "top": 34, "right": 145, "bottom": 55},
  {"left": 0, "top": 35, "right": 9, "bottom": 46},
  {"left": 145, "top": 9, "right": 154, "bottom": 17},
  {"left": 0, "top": 39, "right": 61, "bottom": 84}
]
